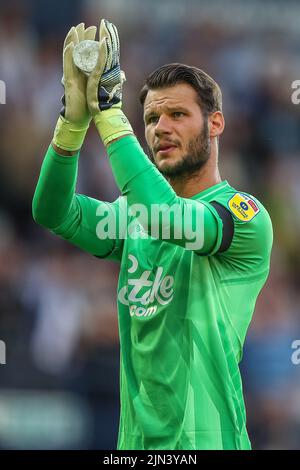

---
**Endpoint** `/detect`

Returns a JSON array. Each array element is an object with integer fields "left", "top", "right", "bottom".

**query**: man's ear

[{"left": 208, "top": 111, "right": 225, "bottom": 138}]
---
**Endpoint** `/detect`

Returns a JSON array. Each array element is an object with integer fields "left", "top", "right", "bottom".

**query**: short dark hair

[{"left": 139, "top": 63, "right": 222, "bottom": 115}]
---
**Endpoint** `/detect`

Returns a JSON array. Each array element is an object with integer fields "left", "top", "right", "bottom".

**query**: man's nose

[{"left": 154, "top": 115, "right": 172, "bottom": 135}]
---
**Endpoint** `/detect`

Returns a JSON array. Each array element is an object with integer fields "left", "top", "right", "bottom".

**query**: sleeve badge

[{"left": 227, "top": 193, "right": 260, "bottom": 222}]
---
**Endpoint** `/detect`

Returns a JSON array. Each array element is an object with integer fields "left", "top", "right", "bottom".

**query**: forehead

[{"left": 143, "top": 83, "right": 199, "bottom": 114}]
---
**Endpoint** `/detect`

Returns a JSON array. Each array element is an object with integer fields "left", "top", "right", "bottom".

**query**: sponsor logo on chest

[{"left": 118, "top": 255, "right": 174, "bottom": 317}]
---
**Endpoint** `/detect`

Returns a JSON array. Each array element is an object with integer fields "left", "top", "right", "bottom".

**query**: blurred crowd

[{"left": 0, "top": 0, "right": 300, "bottom": 449}]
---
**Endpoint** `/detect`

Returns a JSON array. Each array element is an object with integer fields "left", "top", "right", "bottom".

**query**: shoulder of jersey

[{"left": 225, "top": 192, "right": 261, "bottom": 223}]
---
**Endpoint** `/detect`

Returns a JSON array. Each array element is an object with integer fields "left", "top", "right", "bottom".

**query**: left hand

[
  {"left": 87, "top": 19, "right": 124, "bottom": 115},
  {"left": 86, "top": 19, "right": 134, "bottom": 146}
]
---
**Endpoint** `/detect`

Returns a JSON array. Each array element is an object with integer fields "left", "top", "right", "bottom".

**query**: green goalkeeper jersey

[
  {"left": 33, "top": 136, "right": 273, "bottom": 450},
  {"left": 114, "top": 185, "right": 271, "bottom": 451}
]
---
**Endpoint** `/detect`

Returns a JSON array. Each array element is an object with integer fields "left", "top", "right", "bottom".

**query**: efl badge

[{"left": 227, "top": 193, "right": 260, "bottom": 222}]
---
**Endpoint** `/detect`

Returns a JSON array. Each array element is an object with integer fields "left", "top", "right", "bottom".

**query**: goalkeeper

[{"left": 32, "top": 20, "right": 273, "bottom": 450}]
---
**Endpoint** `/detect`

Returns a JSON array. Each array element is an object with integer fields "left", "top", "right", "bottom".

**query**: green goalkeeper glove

[
  {"left": 86, "top": 19, "right": 134, "bottom": 146},
  {"left": 53, "top": 23, "right": 97, "bottom": 151}
]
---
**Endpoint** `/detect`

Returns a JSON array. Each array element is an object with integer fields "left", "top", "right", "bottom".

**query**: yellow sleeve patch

[{"left": 227, "top": 193, "right": 260, "bottom": 222}]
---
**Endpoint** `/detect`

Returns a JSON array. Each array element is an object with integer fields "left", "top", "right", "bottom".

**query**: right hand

[
  {"left": 61, "top": 22, "right": 97, "bottom": 127},
  {"left": 53, "top": 23, "right": 97, "bottom": 152}
]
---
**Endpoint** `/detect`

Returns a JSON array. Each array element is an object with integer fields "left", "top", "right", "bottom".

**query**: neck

[{"left": 167, "top": 158, "right": 221, "bottom": 198}]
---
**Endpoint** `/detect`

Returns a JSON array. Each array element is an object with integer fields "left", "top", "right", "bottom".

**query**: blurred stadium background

[{"left": 0, "top": 0, "right": 300, "bottom": 449}]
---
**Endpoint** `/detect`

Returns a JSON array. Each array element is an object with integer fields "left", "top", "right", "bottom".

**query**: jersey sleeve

[
  {"left": 32, "top": 144, "right": 125, "bottom": 262},
  {"left": 213, "top": 192, "right": 273, "bottom": 278},
  {"left": 107, "top": 135, "right": 230, "bottom": 255},
  {"left": 54, "top": 194, "right": 125, "bottom": 262}
]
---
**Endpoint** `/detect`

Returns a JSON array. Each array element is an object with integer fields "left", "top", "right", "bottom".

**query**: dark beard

[{"left": 149, "top": 120, "right": 211, "bottom": 178}]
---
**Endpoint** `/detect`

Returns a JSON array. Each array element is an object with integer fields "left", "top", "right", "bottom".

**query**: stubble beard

[{"left": 149, "top": 119, "right": 211, "bottom": 179}]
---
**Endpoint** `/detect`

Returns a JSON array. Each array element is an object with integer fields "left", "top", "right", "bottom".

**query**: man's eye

[
  {"left": 147, "top": 116, "right": 158, "bottom": 124},
  {"left": 173, "top": 112, "right": 184, "bottom": 118}
]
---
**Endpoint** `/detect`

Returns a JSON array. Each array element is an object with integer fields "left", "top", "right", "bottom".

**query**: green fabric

[
  {"left": 115, "top": 193, "right": 271, "bottom": 450},
  {"left": 32, "top": 138, "right": 273, "bottom": 450},
  {"left": 107, "top": 136, "right": 272, "bottom": 449},
  {"left": 32, "top": 144, "right": 124, "bottom": 260},
  {"left": 107, "top": 135, "right": 223, "bottom": 255}
]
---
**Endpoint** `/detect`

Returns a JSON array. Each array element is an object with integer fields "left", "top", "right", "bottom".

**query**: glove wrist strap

[
  {"left": 93, "top": 108, "right": 134, "bottom": 146},
  {"left": 53, "top": 116, "right": 89, "bottom": 151}
]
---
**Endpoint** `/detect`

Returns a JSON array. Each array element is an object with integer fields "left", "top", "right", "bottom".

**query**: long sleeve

[
  {"left": 32, "top": 144, "right": 124, "bottom": 261},
  {"left": 107, "top": 135, "right": 224, "bottom": 254}
]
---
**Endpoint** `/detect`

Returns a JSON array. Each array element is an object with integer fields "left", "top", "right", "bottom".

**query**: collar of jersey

[{"left": 190, "top": 180, "right": 229, "bottom": 201}]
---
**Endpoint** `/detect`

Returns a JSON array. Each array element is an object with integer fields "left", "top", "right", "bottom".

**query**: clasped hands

[{"left": 53, "top": 19, "right": 133, "bottom": 152}]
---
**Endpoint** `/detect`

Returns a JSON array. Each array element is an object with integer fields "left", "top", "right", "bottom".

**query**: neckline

[{"left": 190, "top": 180, "right": 229, "bottom": 200}]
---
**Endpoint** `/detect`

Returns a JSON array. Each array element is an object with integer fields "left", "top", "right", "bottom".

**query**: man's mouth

[
  {"left": 155, "top": 143, "right": 178, "bottom": 156},
  {"left": 158, "top": 147, "right": 176, "bottom": 156}
]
